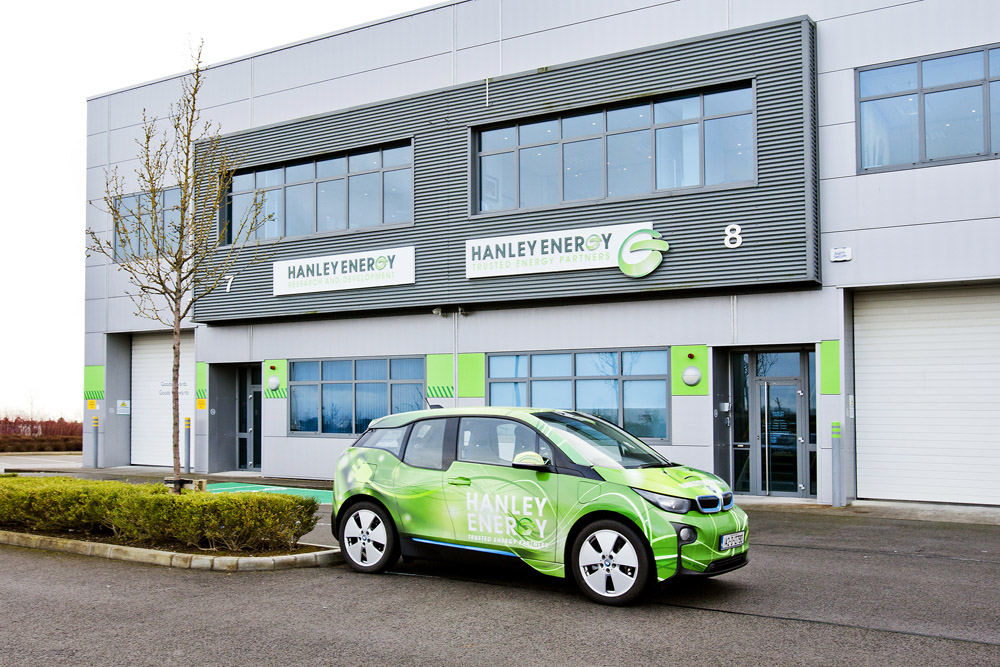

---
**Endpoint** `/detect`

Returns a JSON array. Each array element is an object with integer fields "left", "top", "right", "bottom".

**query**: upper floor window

[
  {"left": 475, "top": 85, "right": 754, "bottom": 213},
  {"left": 224, "top": 142, "right": 412, "bottom": 243},
  {"left": 114, "top": 187, "right": 181, "bottom": 262},
  {"left": 858, "top": 45, "right": 1000, "bottom": 171}
]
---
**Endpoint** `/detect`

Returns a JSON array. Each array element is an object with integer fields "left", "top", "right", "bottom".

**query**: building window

[
  {"left": 858, "top": 45, "right": 1000, "bottom": 171},
  {"left": 487, "top": 349, "right": 670, "bottom": 439},
  {"left": 475, "top": 84, "right": 753, "bottom": 213},
  {"left": 223, "top": 142, "right": 412, "bottom": 243},
  {"left": 288, "top": 357, "right": 424, "bottom": 435},
  {"left": 114, "top": 187, "right": 181, "bottom": 262}
]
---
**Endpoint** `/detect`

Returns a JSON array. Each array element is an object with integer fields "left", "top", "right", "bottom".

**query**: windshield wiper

[{"left": 637, "top": 462, "right": 677, "bottom": 468}]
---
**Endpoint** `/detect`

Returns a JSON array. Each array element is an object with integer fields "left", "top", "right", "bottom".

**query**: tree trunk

[{"left": 171, "top": 301, "right": 181, "bottom": 493}]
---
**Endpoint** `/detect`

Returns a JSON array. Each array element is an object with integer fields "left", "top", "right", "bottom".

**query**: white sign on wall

[
  {"left": 273, "top": 246, "right": 416, "bottom": 296},
  {"left": 465, "top": 222, "right": 659, "bottom": 279}
]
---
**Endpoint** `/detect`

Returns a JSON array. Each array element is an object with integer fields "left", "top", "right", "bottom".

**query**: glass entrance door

[
  {"left": 728, "top": 351, "right": 816, "bottom": 498},
  {"left": 237, "top": 366, "right": 262, "bottom": 470},
  {"left": 757, "top": 381, "right": 801, "bottom": 495}
]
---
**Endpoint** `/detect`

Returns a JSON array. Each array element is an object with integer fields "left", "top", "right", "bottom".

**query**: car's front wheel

[
  {"left": 339, "top": 501, "right": 399, "bottom": 573},
  {"left": 570, "top": 519, "right": 651, "bottom": 605}
]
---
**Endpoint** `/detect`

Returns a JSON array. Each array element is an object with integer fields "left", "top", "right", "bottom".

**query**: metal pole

[
  {"left": 184, "top": 417, "right": 191, "bottom": 474},
  {"left": 91, "top": 416, "right": 99, "bottom": 469}
]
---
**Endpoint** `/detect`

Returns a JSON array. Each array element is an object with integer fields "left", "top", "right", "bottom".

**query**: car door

[
  {"left": 391, "top": 417, "right": 457, "bottom": 543},
  {"left": 444, "top": 417, "right": 558, "bottom": 563}
]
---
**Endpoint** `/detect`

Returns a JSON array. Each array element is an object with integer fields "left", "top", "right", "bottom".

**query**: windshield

[{"left": 534, "top": 412, "right": 674, "bottom": 470}]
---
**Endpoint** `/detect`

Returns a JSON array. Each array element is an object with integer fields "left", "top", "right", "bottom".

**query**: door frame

[{"left": 236, "top": 366, "right": 262, "bottom": 471}]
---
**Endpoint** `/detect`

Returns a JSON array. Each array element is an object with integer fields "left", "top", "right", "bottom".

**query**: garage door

[
  {"left": 854, "top": 286, "right": 1000, "bottom": 505},
  {"left": 131, "top": 332, "right": 195, "bottom": 466}
]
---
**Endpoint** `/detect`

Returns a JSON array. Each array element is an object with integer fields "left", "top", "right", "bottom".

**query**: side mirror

[{"left": 512, "top": 451, "right": 552, "bottom": 471}]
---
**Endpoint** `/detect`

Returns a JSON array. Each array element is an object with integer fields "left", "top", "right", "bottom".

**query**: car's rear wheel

[
  {"left": 339, "top": 501, "right": 399, "bottom": 573},
  {"left": 570, "top": 519, "right": 651, "bottom": 605}
]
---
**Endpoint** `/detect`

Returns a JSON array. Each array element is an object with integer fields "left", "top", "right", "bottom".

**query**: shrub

[
  {"left": 0, "top": 477, "right": 319, "bottom": 552},
  {"left": 0, "top": 435, "right": 83, "bottom": 453}
]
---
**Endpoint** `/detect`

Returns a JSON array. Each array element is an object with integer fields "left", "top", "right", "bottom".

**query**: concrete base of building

[{"left": 736, "top": 495, "right": 1000, "bottom": 526}]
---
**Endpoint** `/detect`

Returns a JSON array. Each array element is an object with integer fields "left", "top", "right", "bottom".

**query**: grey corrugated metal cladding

[{"left": 195, "top": 18, "right": 818, "bottom": 323}]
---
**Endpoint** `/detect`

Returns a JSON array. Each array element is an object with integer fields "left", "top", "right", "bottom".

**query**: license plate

[{"left": 720, "top": 531, "right": 745, "bottom": 550}]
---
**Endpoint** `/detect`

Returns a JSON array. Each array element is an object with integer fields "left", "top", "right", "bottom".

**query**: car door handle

[{"left": 448, "top": 477, "right": 471, "bottom": 486}]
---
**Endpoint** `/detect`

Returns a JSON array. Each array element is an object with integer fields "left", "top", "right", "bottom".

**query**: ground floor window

[
  {"left": 288, "top": 357, "right": 424, "bottom": 435},
  {"left": 487, "top": 349, "right": 669, "bottom": 440}
]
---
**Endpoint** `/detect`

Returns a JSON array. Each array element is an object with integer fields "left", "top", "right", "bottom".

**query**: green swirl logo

[
  {"left": 585, "top": 234, "right": 601, "bottom": 251},
  {"left": 617, "top": 229, "right": 669, "bottom": 278},
  {"left": 375, "top": 256, "right": 388, "bottom": 270}
]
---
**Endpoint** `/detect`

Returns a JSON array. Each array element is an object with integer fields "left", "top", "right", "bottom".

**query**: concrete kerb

[{"left": 0, "top": 530, "right": 343, "bottom": 570}]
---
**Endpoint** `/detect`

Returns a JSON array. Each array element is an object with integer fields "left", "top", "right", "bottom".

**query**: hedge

[
  {"left": 0, "top": 476, "right": 319, "bottom": 552},
  {"left": 0, "top": 435, "right": 82, "bottom": 453}
]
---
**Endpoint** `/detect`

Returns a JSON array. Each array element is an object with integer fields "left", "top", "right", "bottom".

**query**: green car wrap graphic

[{"left": 333, "top": 407, "right": 748, "bottom": 587}]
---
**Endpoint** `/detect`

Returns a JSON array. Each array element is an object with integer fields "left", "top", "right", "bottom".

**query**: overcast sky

[{"left": 0, "top": 0, "right": 432, "bottom": 420}]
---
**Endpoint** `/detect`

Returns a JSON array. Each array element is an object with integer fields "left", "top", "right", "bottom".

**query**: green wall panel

[
  {"left": 670, "top": 345, "right": 709, "bottom": 396},
  {"left": 820, "top": 340, "right": 840, "bottom": 395},
  {"left": 84, "top": 365, "right": 105, "bottom": 400},
  {"left": 457, "top": 353, "right": 486, "bottom": 399},
  {"left": 426, "top": 354, "right": 454, "bottom": 398},
  {"left": 264, "top": 359, "right": 287, "bottom": 398}
]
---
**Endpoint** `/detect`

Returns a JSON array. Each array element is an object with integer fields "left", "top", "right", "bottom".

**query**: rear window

[{"left": 353, "top": 426, "right": 408, "bottom": 457}]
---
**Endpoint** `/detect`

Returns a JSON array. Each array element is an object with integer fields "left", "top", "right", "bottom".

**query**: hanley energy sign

[
  {"left": 273, "top": 246, "right": 415, "bottom": 296},
  {"left": 465, "top": 223, "right": 668, "bottom": 280}
]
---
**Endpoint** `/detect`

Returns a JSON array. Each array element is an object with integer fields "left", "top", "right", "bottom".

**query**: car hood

[{"left": 594, "top": 465, "right": 731, "bottom": 498}]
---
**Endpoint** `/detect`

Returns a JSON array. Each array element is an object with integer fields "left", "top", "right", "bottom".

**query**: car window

[
  {"left": 354, "top": 426, "right": 408, "bottom": 457},
  {"left": 458, "top": 418, "right": 551, "bottom": 466},
  {"left": 535, "top": 411, "right": 671, "bottom": 469},
  {"left": 402, "top": 419, "right": 448, "bottom": 470}
]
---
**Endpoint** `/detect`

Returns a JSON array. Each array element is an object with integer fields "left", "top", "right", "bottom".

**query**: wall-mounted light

[
  {"left": 682, "top": 366, "right": 702, "bottom": 386},
  {"left": 267, "top": 375, "right": 280, "bottom": 391}
]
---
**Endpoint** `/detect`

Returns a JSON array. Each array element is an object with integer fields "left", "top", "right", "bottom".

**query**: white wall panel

[
  {"left": 823, "top": 217, "right": 1000, "bottom": 287},
  {"left": 731, "top": 0, "right": 915, "bottom": 34},
  {"left": 86, "top": 133, "right": 107, "bottom": 169},
  {"left": 818, "top": 123, "right": 856, "bottom": 179},
  {"left": 251, "top": 9, "right": 452, "bottom": 97},
  {"left": 817, "top": 69, "right": 854, "bottom": 127},
  {"left": 251, "top": 53, "right": 454, "bottom": 127},
  {"left": 198, "top": 60, "right": 252, "bottom": 110},
  {"left": 201, "top": 100, "right": 252, "bottom": 135},
  {"left": 85, "top": 265, "right": 105, "bottom": 300},
  {"left": 85, "top": 298, "right": 106, "bottom": 333},
  {"left": 86, "top": 165, "right": 108, "bottom": 201},
  {"left": 456, "top": 0, "right": 500, "bottom": 49},
  {"left": 813, "top": 0, "right": 1000, "bottom": 74},
  {"left": 501, "top": 0, "right": 671, "bottom": 39},
  {"left": 108, "top": 78, "right": 184, "bottom": 130},
  {"left": 85, "top": 333, "right": 105, "bottom": 366},
  {"left": 455, "top": 42, "right": 502, "bottom": 84},
  {"left": 501, "top": 1, "right": 727, "bottom": 75},
  {"left": 820, "top": 160, "right": 1000, "bottom": 233},
  {"left": 87, "top": 97, "right": 108, "bottom": 135},
  {"left": 130, "top": 332, "right": 195, "bottom": 466},
  {"left": 854, "top": 286, "right": 1000, "bottom": 505},
  {"left": 735, "top": 288, "right": 843, "bottom": 344}
]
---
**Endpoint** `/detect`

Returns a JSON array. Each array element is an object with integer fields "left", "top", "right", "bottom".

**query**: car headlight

[{"left": 633, "top": 488, "right": 692, "bottom": 514}]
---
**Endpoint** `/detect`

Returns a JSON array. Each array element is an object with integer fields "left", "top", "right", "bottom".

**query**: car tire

[
  {"left": 570, "top": 519, "right": 651, "bottom": 605},
  {"left": 338, "top": 501, "right": 399, "bottom": 573}
]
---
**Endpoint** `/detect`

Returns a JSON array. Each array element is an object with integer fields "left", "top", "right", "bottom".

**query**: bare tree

[{"left": 87, "top": 45, "right": 273, "bottom": 491}]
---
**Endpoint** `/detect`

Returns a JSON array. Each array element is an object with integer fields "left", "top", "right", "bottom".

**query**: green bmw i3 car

[{"left": 333, "top": 407, "right": 748, "bottom": 605}]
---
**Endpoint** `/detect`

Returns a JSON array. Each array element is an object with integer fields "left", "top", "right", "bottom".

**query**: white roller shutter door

[
  {"left": 130, "top": 332, "right": 195, "bottom": 466},
  {"left": 854, "top": 286, "right": 1000, "bottom": 505}
]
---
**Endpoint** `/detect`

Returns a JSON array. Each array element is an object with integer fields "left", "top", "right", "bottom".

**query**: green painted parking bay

[{"left": 207, "top": 482, "right": 332, "bottom": 505}]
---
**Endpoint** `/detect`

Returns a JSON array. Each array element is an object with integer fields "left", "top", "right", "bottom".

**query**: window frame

[
  {"left": 286, "top": 355, "right": 426, "bottom": 438},
  {"left": 470, "top": 81, "right": 757, "bottom": 217},
  {"left": 113, "top": 187, "right": 182, "bottom": 263},
  {"left": 221, "top": 139, "right": 414, "bottom": 245},
  {"left": 856, "top": 43, "right": 1000, "bottom": 174},
  {"left": 485, "top": 347, "right": 671, "bottom": 444}
]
